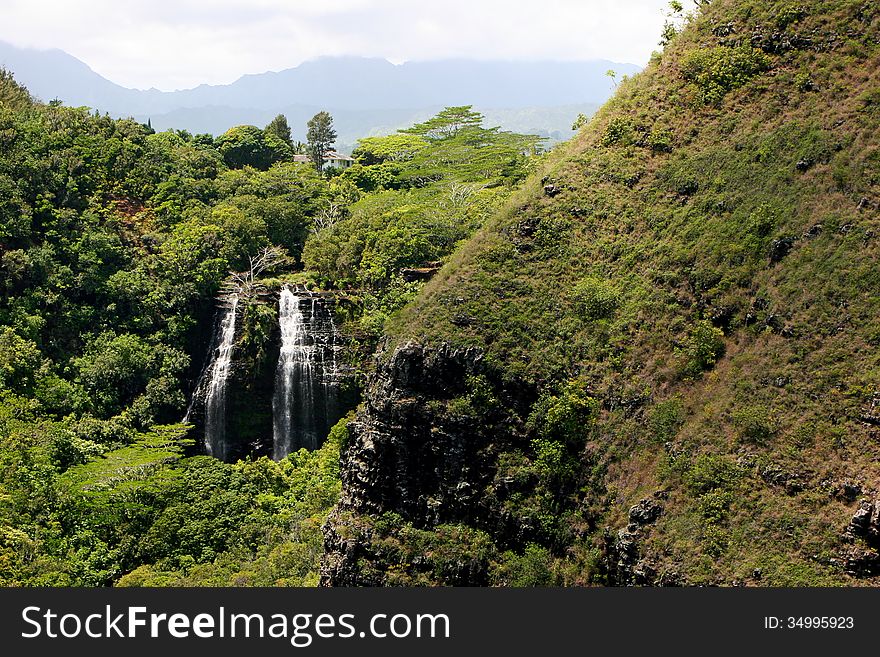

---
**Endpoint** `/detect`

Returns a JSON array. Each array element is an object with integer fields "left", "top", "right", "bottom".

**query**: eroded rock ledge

[{"left": 321, "top": 341, "right": 534, "bottom": 586}]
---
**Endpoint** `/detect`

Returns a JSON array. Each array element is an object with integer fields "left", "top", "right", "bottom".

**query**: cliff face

[
  {"left": 187, "top": 288, "right": 355, "bottom": 462},
  {"left": 337, "top": 343, "right": 493, "bottom": 520},
  {"left": 323, "top": 342, "right": 538, "bottom": 585},
  {"left": 324, "top": 0, "right": 880, "bottom": 586}
]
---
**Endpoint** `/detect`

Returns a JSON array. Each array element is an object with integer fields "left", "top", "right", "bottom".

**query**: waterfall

[
  {"left": 184, "top": 286, "right": 346, "bottom": 463},
  {"left": 272, "top": 287, "right": 340, "bottom": 459},
  {"left": 196, "top": 293, "right": 239, "bottom": 461}
]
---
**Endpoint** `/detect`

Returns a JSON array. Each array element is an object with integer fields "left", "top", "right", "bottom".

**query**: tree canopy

[
  {"left": 306, "top": 111, "right": 337, "bottom": 172},
  {"left": 215, "top": 125, "right": 292, "bottom": 169},
  {"left": 0, "top": 69, "right": 544, "bottom": 586},
  {"left": 265, "top": 114, "right": 293, "bottom": 146}
]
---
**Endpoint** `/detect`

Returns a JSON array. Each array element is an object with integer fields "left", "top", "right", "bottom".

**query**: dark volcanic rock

[
  {"left": 841, "top": 544, "right": 880, "bottom": 577},
  {"left": 840, "top": 500, "right": 880, "bottom": 577},
  {"left": 709, "top": 305, "right": 734, "bottom": 330},
  {"left": 321, "top": 509, "right": 383, "bottom": 587},
  {"left": 841, "top": 480, "right": 864, "bottom": 502},
  {"left": 848, "top": 500, "right": 880, "bottom": 541},
  {"left": 769, "top": 237, "right": 795, "bottom": 263},
  {"left": 601, "top": 492, "right": 672, "bottom": 586},
  {"left": 321, "top": 341, "right": 534, "bottom": 586},
  {"left": 451, "top": 313, "right": 476, "bottom": 327},
  {"left": 400, "top": 264, "right": 441, "bottom": 282},
  {"left": 601, "top": 527, "right": 671, "bottom": 586},
  {"left": 764, "top": 313, "right": 785, "bottom": 332},
  {"left": 514, "top": 216, "right": 541, "bottom": 238},
  {"left": 795, "top": 157, "right": 814, "bottom": 172},
  {"left": 860, "top": 413, "right": 880, "bottom": 427},
  {"left": 802, "top": 223, "right": 823, "bottom": 239},
  {"left": 758, "top": 463, "right": 805, "bottom": 495},
  {"left": 628, "top": 498, "right": 663, "bottom": 527}
]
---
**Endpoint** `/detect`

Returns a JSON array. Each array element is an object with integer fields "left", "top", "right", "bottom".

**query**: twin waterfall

[{"left": 188, "top": 286, "right": 342, "bottom": 461}]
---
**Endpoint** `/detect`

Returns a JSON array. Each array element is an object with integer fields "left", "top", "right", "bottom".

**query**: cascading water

[
  {"left": 272, "top": 287, "right": 341, "bottom": 459},
  {"left": 197, "top": 293, "right": 239, "bottom": 461}
]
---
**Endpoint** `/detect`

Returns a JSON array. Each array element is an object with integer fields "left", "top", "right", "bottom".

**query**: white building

[
  {"left": 292, "top": 152, "right": 354, "bottom": 170},
  {"left": 323, "top": 151, "right": 354, "bottom": 169}
]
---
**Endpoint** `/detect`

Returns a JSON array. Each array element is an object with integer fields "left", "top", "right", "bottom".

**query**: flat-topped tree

[{"left": 401, "top": 105, "right": 485, "bottom": 140}]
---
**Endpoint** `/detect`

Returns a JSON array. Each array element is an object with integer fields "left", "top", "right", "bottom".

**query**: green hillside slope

[{"left": 324, "top": 0, "right": 880, "bottom": 585}]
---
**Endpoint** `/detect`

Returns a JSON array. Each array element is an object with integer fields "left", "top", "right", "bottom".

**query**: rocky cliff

[{"left": 323, "top": 342, "right": 540, "bottom": 585}]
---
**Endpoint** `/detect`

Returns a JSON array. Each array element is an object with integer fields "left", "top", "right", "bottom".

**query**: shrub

[
  {"left": 601, "top": 117, "right": 634, "bottom": 147},
  {"left": 680, "top": 46, "right": 770, "bottom": 105},
  {"left": 493, "top": 544, "right": 554, "bottom": 586},
  {"left": 660, "top": 21, "right": 680, "bottom": 47},
  {"left": 647, "top": 127, "right": 674, "bottom": 153},
  {"left": 732, "top": 406, "right": 777, "bottom": 444},
  {"left": 774, "top": 4, "right": 807, "bottom": 29},
  {"left": 697, "top": 488, "right": 733, "bottom": 523},
  {"left": 702, "top": 523, "right": 730, "bottom": 557},
  {"left": 465, "top": 374, "right": 498, "bottom": 413},
  {"left": 0, "top": 327, "right": 41, "bottom": 392},
  {"left": 649, "top": 396, "right": 685, "bottom": 442},
  {"left": 684, "top": 454, "right": 741, "bottom": 495},
  {"left": 794, "top": 72, "right": 814, "bottom": 92},
  {"left": 746, "top": 205, "right": 779, "bottom": 238},
  {"left": 857, "top": 88, "right": 880, "bottom": 116},
  {"left": 572, "top": 277, "right": 620, "bottom": 320},
  {"left": 528, "top": 379, "right": 599, "bottom": 447},
  {"left": 238, "top": 300, "right": 278, "bottom": 369},
  {"left": 532, "top": 438, "right": 567, "bottom": 481},
  {"left": 676, "top": 320, "right": 725, "bottom": 378}
]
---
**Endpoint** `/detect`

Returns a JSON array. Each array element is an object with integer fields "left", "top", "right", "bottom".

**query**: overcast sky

[{"left": 0, "top": 0, "right": 672, "bottom": 91}]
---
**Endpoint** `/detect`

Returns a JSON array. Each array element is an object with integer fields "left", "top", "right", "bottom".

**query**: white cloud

[{"left": 0, "top": 0, "right": 670, "bottom": 90}]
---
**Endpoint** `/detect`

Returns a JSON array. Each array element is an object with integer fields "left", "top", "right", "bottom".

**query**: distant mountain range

[{"left": 0, "top": 41, "right": 641, "bottom": 150}]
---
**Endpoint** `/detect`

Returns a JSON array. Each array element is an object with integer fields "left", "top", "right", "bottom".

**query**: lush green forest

[
  {"left": 0, "top": 66, "right": 542, "bottom": 585},
  {"left": 3, "top": 0, "right": 878, "bottom": 589}
]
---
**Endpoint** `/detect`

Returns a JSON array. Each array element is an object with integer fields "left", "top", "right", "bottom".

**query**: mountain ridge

[{"left": 0, "top": 41, "right": 638, "bottom": 143}]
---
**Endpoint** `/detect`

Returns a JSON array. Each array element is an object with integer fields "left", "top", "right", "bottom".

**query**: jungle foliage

[{"left": 0, "top": 75, "right": 543, "bottom": 585}]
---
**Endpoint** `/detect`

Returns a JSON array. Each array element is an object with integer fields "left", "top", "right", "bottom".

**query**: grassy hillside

[{"left": 331, "top": 0, "right": 880, "bottom": 585}]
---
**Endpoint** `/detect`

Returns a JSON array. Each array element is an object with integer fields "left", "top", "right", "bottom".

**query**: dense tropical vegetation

[
  {"left": 0, "top": 65, "right": 543, "bottom": 584},
  {"left": 4, "top": 0, "right": 877, "bottom": 589}
]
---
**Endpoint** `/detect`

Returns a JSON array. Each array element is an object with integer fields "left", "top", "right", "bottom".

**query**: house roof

[{"left": 291, "top": 152, "right": 353, "bottom": 163}]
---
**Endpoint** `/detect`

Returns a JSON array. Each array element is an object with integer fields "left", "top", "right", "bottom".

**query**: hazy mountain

[
  {"left": 0, "top": 41, "right": 165, "bottom": 113},
  {"left": 0, "top": 40, "right": 634, "bottom": 146},
  {"left": 143, "top": 103, "right": 602, "bottom": 153}
]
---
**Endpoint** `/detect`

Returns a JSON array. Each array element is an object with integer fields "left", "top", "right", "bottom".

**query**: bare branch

[
  {"left": 229, "top": 246, "right": 288, "bottom": 298},
  {"left": 312, "top": 202, "right": 344, "bottom": 234}
]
